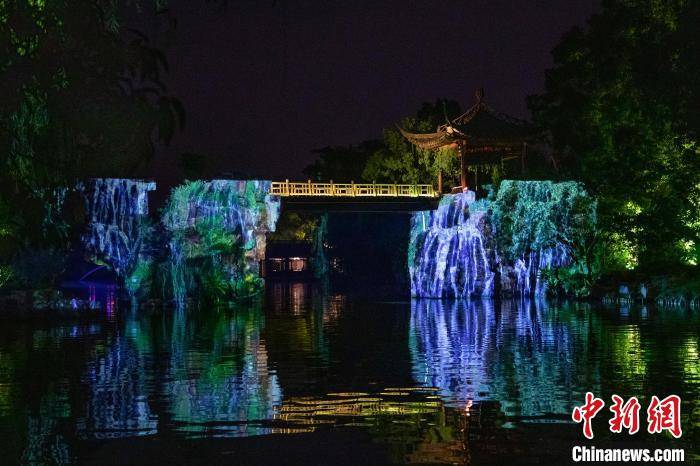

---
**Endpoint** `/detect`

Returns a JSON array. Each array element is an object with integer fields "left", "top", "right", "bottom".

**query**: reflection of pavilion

[{"left": 409, "top": 299, "right": 600, "bottom": 417}]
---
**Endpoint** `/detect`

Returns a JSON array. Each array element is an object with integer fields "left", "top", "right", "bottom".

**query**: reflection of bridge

[{"left": 270, "top": 180, "right": 440, "bottom": 212}]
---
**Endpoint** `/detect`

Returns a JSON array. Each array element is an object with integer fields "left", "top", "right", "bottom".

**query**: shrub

[
  {"left": 0, "top": 265, "right": 13, "bottom": 289},
  {"left": 11, "top": 248, "right": 66, "bottom": 288}
]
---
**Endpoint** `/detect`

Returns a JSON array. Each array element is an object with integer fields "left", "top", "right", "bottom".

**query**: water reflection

[
  {"left": 62, "top": 281, "right": 119, "bottom": 317},
  {"left": 409, "top": 299, "right": 600, "bottom": 417},
  {"left": 0, "top": 292, "right": 698, "bottom": 464},
  {"left": 78, "top": 333, "right": 158, "bottom": 438},
  {"left": 164, "top": 308, "right": 282, "bottom": 437},
  {"left": 274, "top": 387, "right": 443, "bottom": 430},
  {"left": 78, "top": 306, "right": 283, "bottom": 439},
  {"left": 409, "top": 299, "right": 699, "bottom": 428},
  {"left": 267, "top": 281, "right": 314, "bottom": 314}
]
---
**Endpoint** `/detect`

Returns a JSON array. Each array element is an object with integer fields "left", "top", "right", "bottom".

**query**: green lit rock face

[
  {"left": 409, "top": 180, "right": 596, "bottom": 298},
  {"left": 83, "top": 179, "right": 280, "bottom": 302},
  {"left": 161, "top": 180, "right": 280, "bottom": 301}
]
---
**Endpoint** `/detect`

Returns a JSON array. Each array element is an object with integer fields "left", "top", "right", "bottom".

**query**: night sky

[{"left": 155, "top": 0, "right": 599, "bottom": 181}]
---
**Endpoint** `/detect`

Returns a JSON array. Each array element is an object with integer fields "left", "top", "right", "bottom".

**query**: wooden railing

[{"left": 270, "top": 180, "right": 437, "bottom": 198}]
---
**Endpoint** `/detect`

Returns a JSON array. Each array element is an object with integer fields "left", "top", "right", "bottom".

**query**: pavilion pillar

[
  {"left": 459, "top": 144, "right": 468, "bottom": 191},
  {"left": 437, "top": 170, "right": 443, "bottom": 194}
]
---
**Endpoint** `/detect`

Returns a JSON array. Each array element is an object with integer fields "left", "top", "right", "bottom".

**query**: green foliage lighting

[
  {"left": 160, "top": 180, "right": 279, "bottom": 302},
  {"left": 491, "top": 180, "right": 600, "bottom": 296},
  {"left": 529, "top": 0, "right": 700, "bottom": 271}
]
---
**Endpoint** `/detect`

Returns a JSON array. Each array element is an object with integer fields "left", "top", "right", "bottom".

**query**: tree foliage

[
  {"left": 492, "top": 181, "right": 596, "bottom": 261},
  {"left": 268, "top": 211, "right": 318, "bottom": 242},
  {"left": 362, "top": 100, "right": 461, "bottom": 186},
  {"left": 303, "top": 140, "right": 381, "bottom": 182},
  {"left": 492, "top": 180, "right": 600, "bottom": 296},
  {"left": 0, "top": 0, "right": 183, "bottom": 248},
  {"left": 529, "top": 0, "right": 700, "bottom": 271}
]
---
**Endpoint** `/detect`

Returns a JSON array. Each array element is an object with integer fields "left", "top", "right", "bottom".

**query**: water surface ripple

[{"left": 0, "top": 284, "right": 697, "bottom": 464}]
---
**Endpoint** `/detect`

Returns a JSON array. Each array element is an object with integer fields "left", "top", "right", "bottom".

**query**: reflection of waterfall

[
  {"left": 408, "top": 299, "right": 598, "bottom": 417},
  {"left": 77, "top": 305, "right": 283, "bottom": 438},
  {"left": 78, "top": 334, "right": 157, "bottom": 438},
  {"left": 21, "top": 393, "right": 72, "bottom": 464},
  {"left": 408, "top": 299, "right": 495, "bottom": 404},
  {"left": 82, "top": 178, "right": 156, "bottom": 276},
  {"left": 162, "top": 306, "right": 282, "bottom": 437}
]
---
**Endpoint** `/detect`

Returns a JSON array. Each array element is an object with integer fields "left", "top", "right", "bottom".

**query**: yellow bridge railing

[{"left": 270, "top": 180, "right": 437, "bottom": 198}]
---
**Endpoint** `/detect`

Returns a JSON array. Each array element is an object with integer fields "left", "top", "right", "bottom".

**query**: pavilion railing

[{"left": 270, "top": 180, "right": 437, "bottom": 198}]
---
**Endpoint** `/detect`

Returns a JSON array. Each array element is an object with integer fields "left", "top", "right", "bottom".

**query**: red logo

[
  {"left": 609, "top": 395, "right": 641, "bottom": 434},
  {"left": 573, "top": 393, "right": 682, "bottom": 439},
  {"left": 647, "top": 395, "right": 682, "bottom": 438},
  {"left": 572, "top": 392, "right": 606, "bottom": 439}
]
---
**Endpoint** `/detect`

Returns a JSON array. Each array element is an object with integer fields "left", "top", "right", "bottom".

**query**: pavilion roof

[{"left": 399, "top": 89, "right": 534, "bottom": 151}]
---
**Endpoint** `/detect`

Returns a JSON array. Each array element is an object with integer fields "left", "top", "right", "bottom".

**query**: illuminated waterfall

[
  {"left": 409, "top": 192, "right": 496, "bottom": 297},
  {"left": 506, "top": 244, "right": 569, "bottom": 296},
  {"left": 409, "top": 181, "right": 590, "bottom": 298},
  {"left": 82, "top": 178, "right": 280, "bottom": 301},
  {"left": 82, "top": 178, "right": 156, "bottom": 276},
  {"left": 161, "top": 180, "right": 280, "bottom": 301}
]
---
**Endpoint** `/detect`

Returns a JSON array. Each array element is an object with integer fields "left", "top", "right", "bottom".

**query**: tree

[
  {"left": 362, "top": 100, "right": 461, "bottom": 187},
  {"left": 529, "top": 0, "right": 700, "bottom": 271},
  {"left": 0, "top": 0, "right": 184, "bottom": 247},
  {"left": 303, "top": 140, "right": 381, "bottom": 182}
]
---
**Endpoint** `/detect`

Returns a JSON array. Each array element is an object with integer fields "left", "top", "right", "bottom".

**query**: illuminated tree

[
  {"left": 362, "top": 100, "right": 461, "bottom": 187},
  {"left": 529, "top": 0, "right": 700, "bottom": 271}
]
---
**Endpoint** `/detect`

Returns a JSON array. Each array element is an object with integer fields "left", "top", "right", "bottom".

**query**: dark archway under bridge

[
  {"left": 279, "top": 196, "right": 439, "bottom": 213},
  {"left": 266, "top": 180, "right": 435, "bottom": 295}
]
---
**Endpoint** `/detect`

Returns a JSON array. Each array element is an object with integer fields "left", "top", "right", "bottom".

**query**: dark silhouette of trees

[
  {"left": 1, "top": 1, "right": 184, "bottom": 248},
  {"left": 529, "top": 0, "right": 700, "bottom": 271}
]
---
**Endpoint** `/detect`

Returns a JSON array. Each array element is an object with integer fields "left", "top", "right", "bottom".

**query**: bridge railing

[{"left": 270, "top": 180, "right": 437, "bottom": 198}]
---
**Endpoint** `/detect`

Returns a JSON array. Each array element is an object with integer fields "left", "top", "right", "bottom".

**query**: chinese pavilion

[{"left": 399, "top": 89, "right": 533, "bottom": 192}]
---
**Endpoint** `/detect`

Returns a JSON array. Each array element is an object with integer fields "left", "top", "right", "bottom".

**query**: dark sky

[{"left": 155, "top": 0, "right": 599, "bottom": 181}]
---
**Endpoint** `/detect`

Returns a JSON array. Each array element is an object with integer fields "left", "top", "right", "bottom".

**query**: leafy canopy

[
  {"left": 529, "top": 0, "right": 700, "bottom": 270},
  {"left": 0, "top": 0, "right": 183, "bottom": 248}
]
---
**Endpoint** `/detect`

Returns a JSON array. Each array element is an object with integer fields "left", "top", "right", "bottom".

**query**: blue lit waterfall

[
  {"left": 409, "top": 191, "right": 496, "bottom": 297},
  {"left": 82, "top": 179, "right": 156, "bottom": 277},
  {"left": 80, "top": 178, "right": 280, "bottom": 301},
  {"left": 79, "top": 178, "right": 591, "bottom": 301},
  {"left": 409, "top": 181, "right": 593, "bottom": 298}
]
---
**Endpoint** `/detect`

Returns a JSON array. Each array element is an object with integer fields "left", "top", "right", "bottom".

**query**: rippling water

[{"left": 0, "top": 282, "right": 697, "bottom": 464}]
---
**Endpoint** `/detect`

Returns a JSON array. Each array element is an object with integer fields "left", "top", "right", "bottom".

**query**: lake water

[{"left": 0, "top": 282, "right": 697, "bottom": 464}]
